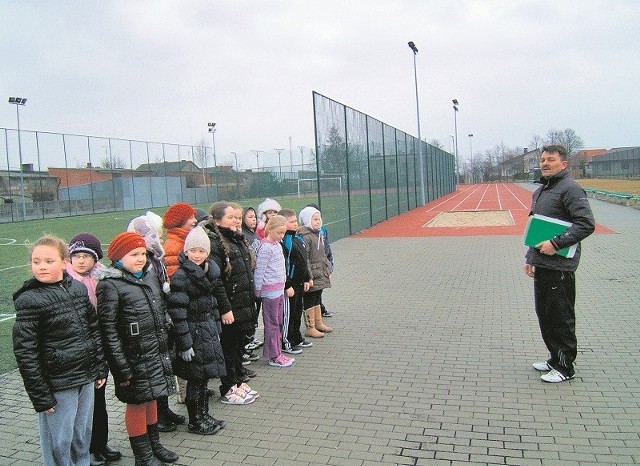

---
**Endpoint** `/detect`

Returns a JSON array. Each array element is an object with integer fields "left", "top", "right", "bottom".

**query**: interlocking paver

[{"left": 1, "top": 190, "right": 639, "bottom": 465}]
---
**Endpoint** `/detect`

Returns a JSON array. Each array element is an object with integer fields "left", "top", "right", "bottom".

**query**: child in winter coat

[
  {"left": 128, "top": 212, "right": 185, "bottom": 432},
  {"left": 167, "top": 226, "right": 228, "bottom": 435},
  {"left": 298, "top": 206, "right": 334, "bottom": 338},
  {"left": 306, "top": 203, "right": 335, "bottom": 318},
  {"left": 242, "top": 206, "right": 258, "bottom": 251},
  {"left": 254, "top": 215, "right": 295, "bottom": 368},
  {"left": 96, "top": 232, "right": 178, "bottom": 465},
  {"left": 65, "top": 233, "right": 122, "bottom": 465},
  {"left": 278, "top": 209, "right": 314, "bottom": 353},
  {"left": 13, "top": 235, "right": 107, "bottom": 466},
  {"left": 256, "top": 197, "right": 282, "bottom": 240},
  {"left": 163, "top": 202, "right": 197, "bottom": 278},
  {"left": 203, "top": 202, "right": 259, "bottom": 405}
]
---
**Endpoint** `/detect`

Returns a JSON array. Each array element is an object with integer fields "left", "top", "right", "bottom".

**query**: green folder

[{"left": 524, "top": 214, "right": 577, "bottom": 258}]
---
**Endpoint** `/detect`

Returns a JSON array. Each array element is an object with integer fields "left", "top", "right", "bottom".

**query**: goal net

[{"left": 297, "top": 177, "right": 343, "bottom": 198}]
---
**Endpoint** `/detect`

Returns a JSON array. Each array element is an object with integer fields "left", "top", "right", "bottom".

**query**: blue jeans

[{"left": 38, "top": 382, "right": 94, "bottom": 466}]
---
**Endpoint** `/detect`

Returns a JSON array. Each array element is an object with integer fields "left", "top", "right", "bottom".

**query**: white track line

[
  {"left": 474, "top": 184, "right": 491, "bottom": 210},
  {"left": 502, "top": 183, "right": 530, "bottom": 209},
  {"left": 425, "top": 185, "right": 475, "bottom": 212},
  {"left": 496, "top": 183, "right": 503, "bottom": 210},
  {"left": 450, "top": 185, "right": 483, "bottom": 211}
]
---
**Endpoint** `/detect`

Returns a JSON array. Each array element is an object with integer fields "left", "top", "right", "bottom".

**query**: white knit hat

[
  {"left": 183, "top": 226, "right": 210, "bottom": 254},
  {"left": 257, "top": 198, "right": 282, "bottom": 221},
  {"left": 299, "top": 206, "right": 321, "bottom": 229},
  {"left": 145, "top": 211, "right": 164, "bottom": 235}
]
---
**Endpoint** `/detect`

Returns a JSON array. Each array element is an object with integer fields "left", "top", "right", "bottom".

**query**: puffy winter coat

[
  {"left": 298, "top": 226, "right": 332, "bottom": 291},
  {"left": 203, "top": 224, "right": 257, "bottom": 332},
  {"left": 163, "top": 227, "right": 189, "bottom": 278},
  {"left": 167, "top": 253, "right": 227, "bottom": 381},
  {"left": 282, "top": 230, "right": 312, "bottom": 288},
  {"left": 96, "top": 264, "right": 174, "bottom": 404},
  {"left": 13, "top": 273, "right": 107, "bottom": 412},
  {"left": 526, "top": 169, "right": 595, "bottom": 272}
]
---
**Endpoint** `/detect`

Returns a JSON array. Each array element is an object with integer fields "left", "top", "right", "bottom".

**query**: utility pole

[
  {"left": 251, "top": 150, "right": 264, "bottom": 198},
  {"left": 274, "top": 148, "right": 285, "bottom": 181}
]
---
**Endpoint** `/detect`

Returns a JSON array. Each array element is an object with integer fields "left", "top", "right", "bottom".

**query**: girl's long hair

[{"left": 208, "top": 201, "right": 232, "bottom": 274}]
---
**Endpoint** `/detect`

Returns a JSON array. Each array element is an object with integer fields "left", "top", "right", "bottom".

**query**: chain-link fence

[
  {"left": 0, "top": 128, "right": 323, "bottom": 223},
  {"left": 312, "top": 92, "right": 456, "bottom": 240}
]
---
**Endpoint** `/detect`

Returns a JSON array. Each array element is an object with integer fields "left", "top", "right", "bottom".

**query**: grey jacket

[
  {"left": 525, "top": 170, "right": 595, "bottom": 272},
  {"left": 298, "top": 226, "right": 332, "bottom": 291}
]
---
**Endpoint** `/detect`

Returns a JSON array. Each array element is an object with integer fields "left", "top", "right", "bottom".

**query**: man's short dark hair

[{"left": 541, "top": 144, "right": 568, "bottom": 161}]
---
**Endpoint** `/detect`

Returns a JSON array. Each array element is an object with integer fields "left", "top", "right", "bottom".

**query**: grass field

[
  {"left": 0, "top": 195, "right": 322, "bottom": 374},
  {"left": 577, "top": 178, "right": 640, "bottom": 195}
]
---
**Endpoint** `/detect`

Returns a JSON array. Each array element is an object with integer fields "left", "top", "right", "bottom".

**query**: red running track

[{"left": 356, "top": 183, "right": 614, "bottom": 238}]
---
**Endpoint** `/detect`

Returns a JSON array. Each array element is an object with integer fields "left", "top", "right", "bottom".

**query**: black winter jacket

[
  {"left": 526, "top": 169, "right": 595, "bottom": 272},
  {"left": 13, "top": 273, "right": 107, "bottom": 412},
  {"left": 282, "top": 230, "right": 312, "bottom": 288},
  {"left": 203, "top": 224, "right": 257, "bottom": 332},
  {"left": 167, "top": 253, "right": 227, "bottom": 381},
  {"left": 96, "top": 264, "right": 174, "bottom": 404}
]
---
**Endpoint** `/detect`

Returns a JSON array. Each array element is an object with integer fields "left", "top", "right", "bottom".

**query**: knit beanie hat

[
  {"left": 69, "top": 233, "right": 103, "bottom": 261},
  {"left": 183, "top": 226, "right": 210, "bottom": 254},
  {"left": 107, "top": 232, "right": 147, "bottom": 262},
  {"left": 257, "top": 198, "right": 282, "bottom": 221},
  {"left": 299, "top": 206, "right": 321, "bottom": 229},
  {"left": 163, "top": 203, "right": 196, "bottom": 229},
  {"left": 195, "top": 208, "right": 210, "bottom": 224}
]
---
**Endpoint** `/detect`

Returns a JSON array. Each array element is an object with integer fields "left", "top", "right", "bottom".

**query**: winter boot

[
  {"left": 186, "top": 396, "right": 219, "bottom": 435},
  {"left": 128, "top": 434, "right": 166, "bottom": 466},
  {"left": 146, "top": 423, "right": 179, "bottom": 463},
  {"left": 313, "top": 305, "right": 333, "bottom": 333},
  {"left": 157, "top": 396, "right": 184, "bottom": 432},
  {"left": 201, "top": 388, "right": 226, "bottom": 430},
  {"left": 304, "top": 307, "right": 324, "bottom": 338}
]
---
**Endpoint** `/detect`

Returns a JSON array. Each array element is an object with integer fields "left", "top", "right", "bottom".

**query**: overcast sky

[{"left": 2, "top": 0, "right": 638, "bottom": 170}]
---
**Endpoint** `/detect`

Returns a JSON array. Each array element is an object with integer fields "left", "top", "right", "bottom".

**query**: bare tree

[
  {"left": 543, "top": 128, "right": 584, "bottom": 159},
  {"left": 192, "top": 137, "right": 210, "bottom": 185},
  {"left": 429, "top": 139, "right": 444, "bottom": 150},
  {"left": 100, "top": 155, "right": 127, "bottom": 169},
  {"left": 529, "top": 134, "right": 544, "bottom": 149}
]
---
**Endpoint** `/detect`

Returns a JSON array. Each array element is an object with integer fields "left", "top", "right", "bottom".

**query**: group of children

[{"left": 12, "top": 197, "right": 335, "bottom": 466}]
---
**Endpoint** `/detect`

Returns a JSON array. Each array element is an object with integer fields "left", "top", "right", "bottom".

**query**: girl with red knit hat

[
  {"left": 162, "top": 203, "right": 197, "bottom": 278},
  {"left": 96, "top": 232, "right": 178, "bottom": 465}
]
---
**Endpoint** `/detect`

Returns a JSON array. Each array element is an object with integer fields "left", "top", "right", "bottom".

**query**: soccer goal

[{"left": 297, "top": 177, "right": 343, "bottom": 198}]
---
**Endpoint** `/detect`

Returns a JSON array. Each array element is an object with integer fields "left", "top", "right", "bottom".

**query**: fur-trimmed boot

[
  {"left": 304, "top": 306, "right": 324, "bottom": 338},
  {"left": 146, "top": 423, "right": 179, "bottom": 463},
  {"left": 128, "top": 433, "right": 166, "bottom": 466},
  {"left": 314, "top": 305, "right": 333, "bottom": 333}
]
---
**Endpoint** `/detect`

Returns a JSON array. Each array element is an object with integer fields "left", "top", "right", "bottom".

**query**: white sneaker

[
  {"left": 219, "top": 386, "right": 256, "bottom": 405},
  {"left": 532, "top": 362, "right": 552, "bottom": 372},
  {"left": 541, "top": 369, "right": 574, "bottom": 383}
]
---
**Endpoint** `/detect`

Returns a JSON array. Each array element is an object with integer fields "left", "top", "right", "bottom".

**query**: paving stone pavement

[{"left": 1, "top": 195, "right": 639, "bottom": 465}]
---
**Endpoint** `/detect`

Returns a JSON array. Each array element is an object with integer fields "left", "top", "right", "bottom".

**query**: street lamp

[
  {"left": 207, "top": 122, "right": 217, "bottom": 168},
  {"left": 8, "top": 97, "right": 27, "bottom": 221},
  {"left": 408, "top": 41, "right": 426, "bottom": 205},
  {"left": 452, "top": 99, "right": 460, "bottom": 186},
  {"left": 468, "top": 133, "right": 474, "bottom": 183},
  {"left": 274, "top": 148, "right": 284, "bottom": 181}
]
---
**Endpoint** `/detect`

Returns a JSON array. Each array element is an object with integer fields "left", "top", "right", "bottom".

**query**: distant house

[
  {"left": 571, "top": 148, "right": 607, "bottom": 178},
  {"left": 591, "top": 147, "right": 640, "bottom": 178},
  {"left": 136, "top": 160, "right": 204, "bottom": 187}
]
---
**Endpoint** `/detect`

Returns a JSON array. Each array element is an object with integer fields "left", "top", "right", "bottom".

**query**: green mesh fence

[{"left": 312, "top": 91, "right": 455, "bottom": 240}]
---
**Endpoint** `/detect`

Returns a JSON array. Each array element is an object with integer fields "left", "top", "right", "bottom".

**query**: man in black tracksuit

[{"left": 524, "top": 144, "right": 595, "bottom": 383}]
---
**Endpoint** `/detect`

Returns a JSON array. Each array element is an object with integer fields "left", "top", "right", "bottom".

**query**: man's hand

[
  {"left": 536, "top": 240, "right": 556, "bottom": 256},
  {"left": 524, "top": 264, "right": 535, "bottom": 278}
]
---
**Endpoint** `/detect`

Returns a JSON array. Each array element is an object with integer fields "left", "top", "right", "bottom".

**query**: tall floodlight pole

[
  {"left": 274, "top": 148, "right": 284, "bottom": 180},
  {"left": 408, "top": 41, "right": 426, "bottom": 205},
  {"left": 8, "top": 97, "right": 27, "bottom": 221},
  {"left": 207, "top": 122, "right": 217, "bottom": 168},
  {"left": 452, "top": 99, "right": 460, "bottom": 186},
  {"left": 468, "top": 133, "right": 474, "bottom": 184}
]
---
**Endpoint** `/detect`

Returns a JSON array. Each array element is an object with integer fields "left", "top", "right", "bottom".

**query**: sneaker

[
  {"left": 237, "top": 383, "right": 260, "bottom": 399},
  {"left": 241, "top": 353, "right": 252, "bottom": 366},
  {"left": 532, "top": 362, "right": 552, "bottom": 372},
  {"left": 298, "top": 339, "right": 313, "bottom": 348},
  {"left": 219, "top": 386, "right": 255, "bottom": 405},
  {"left": 321, "top": 309, "right": 334, "bottom": 318},
  {"left": 268, "top": 354, "right": 294, "bottom": 367},
  {"left": 245, "top": 338, "right": 263, "bottom": 351},
  {"left": 541, "top": 369, "right": 574, "bottom": 383},
  {"left": 246, "top": 352, "right": 259, "bottom": 361},
  {"left": 282, "top": 346, "right": 303, "bottom": 355},
  {"left": 241, "top": 367, "right": 257, "bottom": 378}
]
